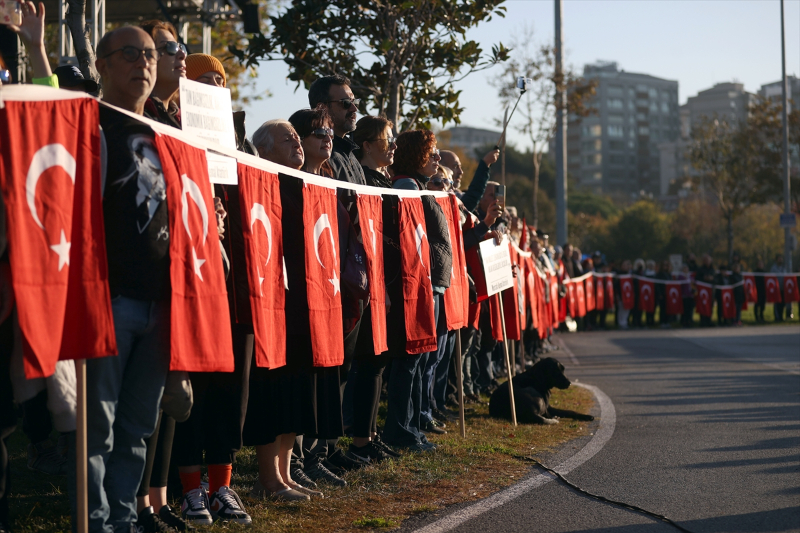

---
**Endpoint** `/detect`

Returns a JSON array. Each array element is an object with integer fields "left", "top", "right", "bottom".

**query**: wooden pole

[
  {"left": 455, "top": 330, "right": 466, "bottom": 438},
  {"left": 76, "top": 359, "right": 88, "bottom": 533},
  {"left": 497, "top": 297, "right": 517, "bottom": 426}
]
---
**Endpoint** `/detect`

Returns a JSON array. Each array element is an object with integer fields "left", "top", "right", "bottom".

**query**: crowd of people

[{"left": 0, "top": 6, "right": 796, "bottom": 533}]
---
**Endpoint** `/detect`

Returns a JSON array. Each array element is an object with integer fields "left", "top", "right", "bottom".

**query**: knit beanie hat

[{"left": 185, "top": 54, "right": 227, "bottom": 87}]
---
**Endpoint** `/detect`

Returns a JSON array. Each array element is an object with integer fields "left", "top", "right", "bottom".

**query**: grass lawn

[{"left": 6, "top": 386, "right": 595, "bottom": 532}]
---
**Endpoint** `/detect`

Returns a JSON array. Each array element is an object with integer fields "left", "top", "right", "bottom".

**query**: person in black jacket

[
  {"left": 695, "top": 254, "right": 716, "bottom": 327},
  {"left": 729, "top": 263, "right": 745, "bottom": 326},
  {"left": 754, "top": 258, "right": 766, "bottom": 322},
  {"left": 655, "top": 259, "right": 673, "bottom": 326},
  {"left": 440, "top": 149, "right": 499, "bottom": 212}
]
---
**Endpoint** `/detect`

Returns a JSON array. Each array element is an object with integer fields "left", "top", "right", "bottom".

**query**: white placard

[
  {"left": 479, "top": 235, "right": 515, "bottom": 296},
  {"left": 179, "top": 78, "right": 238, "bottom": 184},
  {"left": 669, "top": 254, "right": 683, "bottom": 274}
]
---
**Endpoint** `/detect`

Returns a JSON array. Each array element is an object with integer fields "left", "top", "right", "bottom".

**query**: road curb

[{"left": 410, "top": 382, "right": 616, "bottom": 533}]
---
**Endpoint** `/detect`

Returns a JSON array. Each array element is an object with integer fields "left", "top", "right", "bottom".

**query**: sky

[{"left": 239, "top": 0, "right": 800, "bottom": 152}]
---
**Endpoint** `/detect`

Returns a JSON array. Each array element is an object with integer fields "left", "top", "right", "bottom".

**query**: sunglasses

[
  {"left": 158, "top": 41, "right": 187, "bottom": 56},
  {"left": 326, "top": 98, "right": 361, "bottom": 109},
  {"left": 372, "top": 136, "right": 396, "bottom": 145},
  {"left": 103, "top": 46, "right": 159, "bottom": 63},
  {"left": 431, "top": 177, "right": 452, "bottom": 187},
  {"left": 303, "top": 127, "right": 334, "bottom": 140},
  {"left": 0, "top": 70, "right": 10, "bottom": 83}
]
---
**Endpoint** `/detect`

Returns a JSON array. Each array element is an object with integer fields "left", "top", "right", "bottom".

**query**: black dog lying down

[{"left": 489, "top": 357, "right": 595, "bottom": 425}]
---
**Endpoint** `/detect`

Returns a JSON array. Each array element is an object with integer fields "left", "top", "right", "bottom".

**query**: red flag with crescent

[
  {"left": 357, "top": 193, "right": 388, "bottom": 354},
  {"left": 743, "top": 275, "right": 757, "bottom": 303},
  {"left": 619, "top": 275, "right": 634, "bottom": 310},
  {"left": 765, "top": 275, "right": 781, "bottom": 303},
  {"left": 489, "top": 294, "right": 504, "bottom": 341},
  {"left": 398, "top": 197, "right": 436, "bottom": 354},
  {"left": 525, "top": 258, "right": 539, "bottom": 332},
  {"left": 575, "top": 279, "right": 587, "bottom": 317},
  {"left": 784, "top": 275, "right": 800, "bottom": 303},
  {"left": 302, "top": 183, "right": 345, "bottom": 366},
  {"left": 155, "top": 134, "right": 233, "bottom": 372},
  {"left": 720, "top": 287, "right": 736, "bottom": 319},
  {"left": 639, "top": 278, "right": 655, "bottom": 313},
  {"left": 550, "top": 273, "right": 559, "bottom": 328},
  {"left": 605, "top": 275, "right": 615, "bottom": 309},
  {"left": 437, "top": 195, "right": 468, "bottom": 330},
  {"left": 237, "top": 163, "right": 286, "bottom": 369},
  {"left": 595, "top": 274, "right": 605, "bottom": 311},
  {"left": 696, "top": 282, "right": 713, "bottom": 317},
  {"left": 585, "top": 275, "right": 596, "bottom": 311},
  {"left": 566, "top": 280, "right": 576, "bottom": 317},
  {"left": 0, "top": 96, "right": 116, "bottom": 378},
  {"left": 665, "top": 282, "right": 684, "bottom": 315}
]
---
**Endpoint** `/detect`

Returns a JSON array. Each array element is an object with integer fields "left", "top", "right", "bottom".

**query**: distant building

[
  {"left": 684, "top": 82, "right": 755, "bottom": 127},
  {"left": 443, "top": 126, "right": 500, "bottom": 155},
  {"left": 759, "top": 75, "right": 800, "bottom": 112},
  {"left": 568, "top": 61, "right": 680, "bottom": 196}
]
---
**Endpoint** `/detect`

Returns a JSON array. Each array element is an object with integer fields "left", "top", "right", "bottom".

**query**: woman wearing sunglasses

[
  {"left": 427, "top": 166, "right": 453, "bottom": 193},
  {"left": 288, "top": 106, "right": 335, "bottom": 177},
  {"left": 139, "top": 20, "right": 186, "bottom": 129},
  {"left": 352, "top": 116, "right": 396, "bottom": 189}
]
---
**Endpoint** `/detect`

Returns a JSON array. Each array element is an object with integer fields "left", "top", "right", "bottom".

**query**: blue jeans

[
  {"left": 382, "top": 352, "right": 426, "bottom": 446},
  {"left": 421, "top": 295, "right": 447, "bottom": 422},
  {"left": 432, "top": 331, "right": 456, "bottom": 411},
  {"left": 86, "top": 297, "right": 170, "bottom": 533}
]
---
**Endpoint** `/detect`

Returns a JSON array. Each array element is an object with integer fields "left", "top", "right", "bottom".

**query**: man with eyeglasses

[
  {"left": 308, "top": 75, "right": 367, "bottom": 187},
  {"left": 88, "top": 26, "right": 174, "bottom": 533}
]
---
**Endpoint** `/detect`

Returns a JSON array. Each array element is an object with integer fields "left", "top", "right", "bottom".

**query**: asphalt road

[{"left": 405, "top": 325, "right": 800, "bottom": 533}]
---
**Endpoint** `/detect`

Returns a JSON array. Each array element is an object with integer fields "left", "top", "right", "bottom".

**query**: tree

[
  {"left": 65, "top": 0, "right": 99, "bottom": 84},
  {"left": 599, "top": 201, "right": 671, "bottom": 262},
  {"left": 230, "top": 0, "right": 510, "bottom": 130},
  {"left": 490, "top": 27, "right": 596, "bottom": 227}
]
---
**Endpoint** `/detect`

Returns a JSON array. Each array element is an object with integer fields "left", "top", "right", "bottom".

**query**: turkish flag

[
  {"left": 302, "top": 183, "right": 345, "bottom": 366},
  {"left": 398, "top": 197, "right": 436, "bottom": 354},
  {"left": 784, "top": 275, "right": 800, "bottom": 303},
  {"left": 437, "top": 195, "right": 468, "bottom": 330},
  {"left": 236, "top": 163, "right": 286, "bottom": 369},
  {"left": 585, "top": 275, "right": 596, "bottom": 311},
  {"left": 720, "top": 287, "right": 736, "bottom": 319},
  {"left": 696, "top": 282, "right": 713, "bottom": 317},
  {"left": 575, "top": 279, "right": 587, "bottom": 317},
  {"left": 619, "top": 275, "right": 634, "bottom": 310},
  {"left": 154, "top": 134, "right": 233, "bottom": 372},
  {"left": 489, "top": 294, "right": 504, "bottom": 341},
  {"left": 357, "top": 193, "right": 388, "bottom": 354},
  {"left": 665, "top": 282, "right": 684, "bottom": 315},
  {"left": 567, "top": 280, "right": 576, "bottom": 317},
  {"left": 550, "top": 274, "right": 559, "bottom": 328},
  {"left": 0, "top": 96, "right": 116, "bottom": 378},
  {"left": 639, "top": 278, "right": 656, "bottom": 313},
  {"left": 525, "top": 259, "right": 539, "bottom": 332},
  {"left": 605, "top": 276, "right": 615, "bottom": 309},
  {"left": 743, "top": 275, "right": 757, "bottom": 302},
  {"left": 595, "top": 275, "right": 606, "bottom": 311},
  {"left": 765, "top": 275, "right": 781, "bottom": 303}
]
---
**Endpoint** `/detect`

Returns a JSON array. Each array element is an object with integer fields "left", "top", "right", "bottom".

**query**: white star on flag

[
  {"left": 50, "top": 229, "right": 71, "bottom": 271},
  {"left": 329, "top": 272, "right": 340, "bottom": 296},
  {"left": 192, "top": 247, "right": 205, "bottom": 281}
]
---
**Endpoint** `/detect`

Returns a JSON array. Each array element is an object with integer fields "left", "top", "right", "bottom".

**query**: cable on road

[{"left": 521, "top": 456, "right": 697, "bottom": 533}]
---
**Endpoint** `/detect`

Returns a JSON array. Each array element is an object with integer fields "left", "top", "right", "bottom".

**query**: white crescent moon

[
  {"left": 313, "top": 213, "right": 336, "bottom": 268},
  {"left": 669, "top": 287, "right": 679, "bottom": 302},
  {"left": 250, "top": 202, "right": 272, "bottom": 266},
  {"left": 415, "top": 223, "right": 427, "bottom": 267},
  {"left": 723, "top": 291, "right": 731, "bottom": 307},
  {"left": 642, "top": 284, "right": 652, "bottom": 300},
  {"left": 26, "top": 144, "right": 76, "bottom": 230},
  {"left": 181, "top": 174, "right": 209, "bottom": 245},
  {"left": 701, "top": 290, "right": 708, "bottom": 304},
  {"left": 368, "top": 218, "right": 377, "bottom": 254}
]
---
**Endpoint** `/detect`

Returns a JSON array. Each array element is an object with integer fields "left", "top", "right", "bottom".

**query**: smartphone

[
  {"left": 0, "top": 2, "right": 22, "bottom": 26},
  {"left": 495, "top": 184, "right": 506, "bottom": 208},
  {"left": 516, "top": 77, "right": 528, "bottom": 91}
]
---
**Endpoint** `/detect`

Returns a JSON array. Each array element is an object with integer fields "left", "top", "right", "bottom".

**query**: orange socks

[
  {"left": 208, "top": 464, "right": 232, "bottom": 495},
  {"left": 179, "top": 470, "right": 202, "bottom": 494}
]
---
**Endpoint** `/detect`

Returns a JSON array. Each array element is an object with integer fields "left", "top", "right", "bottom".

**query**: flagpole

[
  {"left": 455, "top": 331, "right": 466, "bottom": 438},
  {"left": 497, "top": 297, "right": 518, "bottom": 426},
  {"left": 76, "top": 359, "right": 88, "bottom": 533}
]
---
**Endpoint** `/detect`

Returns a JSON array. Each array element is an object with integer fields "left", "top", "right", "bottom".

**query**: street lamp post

[
  {"left": 554, "top": 0, "right": 568, "bottom": 245},
  {"left": 779, "top": 0, "right": 793, "bottom": 273}
]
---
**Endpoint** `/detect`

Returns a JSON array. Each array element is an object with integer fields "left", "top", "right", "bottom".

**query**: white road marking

[
  {"left": 411, "top": 383, "right": 616, "bottom": 533},
  {"left": 551, "top": 336, "right": 579, "bottom": 366}
]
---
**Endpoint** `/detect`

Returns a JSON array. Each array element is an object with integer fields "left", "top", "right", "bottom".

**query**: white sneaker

[
  {"left": 180, "top": 486, "right": 213, "bottom": 526},
  {"left": 208, "top": 486, "right": 252, "bottom": 525}
]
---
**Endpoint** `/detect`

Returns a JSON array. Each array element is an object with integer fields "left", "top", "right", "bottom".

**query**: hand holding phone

[
  {"left": 1, "top": 2, "right": 22, "bottom": 26},
  {"left": 495, "top": 184, "right": 506, "bottom": 209}
]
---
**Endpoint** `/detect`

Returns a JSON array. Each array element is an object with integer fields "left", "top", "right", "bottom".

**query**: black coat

[{"left": 421, "top": 195, "right": 453, "bottom": 290}]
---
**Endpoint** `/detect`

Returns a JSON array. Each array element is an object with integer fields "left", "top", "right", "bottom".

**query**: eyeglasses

[
  {"left": 431, "top": 177, "right": 452, "bottom": 187},
  {"left": 157, "top": 41, "right": 187, "bottom": 56},
  {"left": 429, "top": 149, "right": 441, "bottom": 160},
  {"left": 372, "top": 136, "right": 396, "bottom": 145},
  {"left": 0, "top": 70, "right": 10, "bottom": 83},
  {"left": 102, "top": 46, "right": 159, "bottom": 63},
  {"left": 326, "top": 98, "right": 360, "bottom": 109},
  {"left": 303, "top": 128, "right": 334, "bottom": 140}
]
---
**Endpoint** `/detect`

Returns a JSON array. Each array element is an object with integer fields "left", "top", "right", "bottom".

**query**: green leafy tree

[
  {"left": 230, "top": 0, "right": 510, "bottom": 130},
  {"left": 599, "top": 201, "right": 671, "bottom": 262},
  {"left": 490, "top": 26, "right": 596, "bottom": 227}
]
